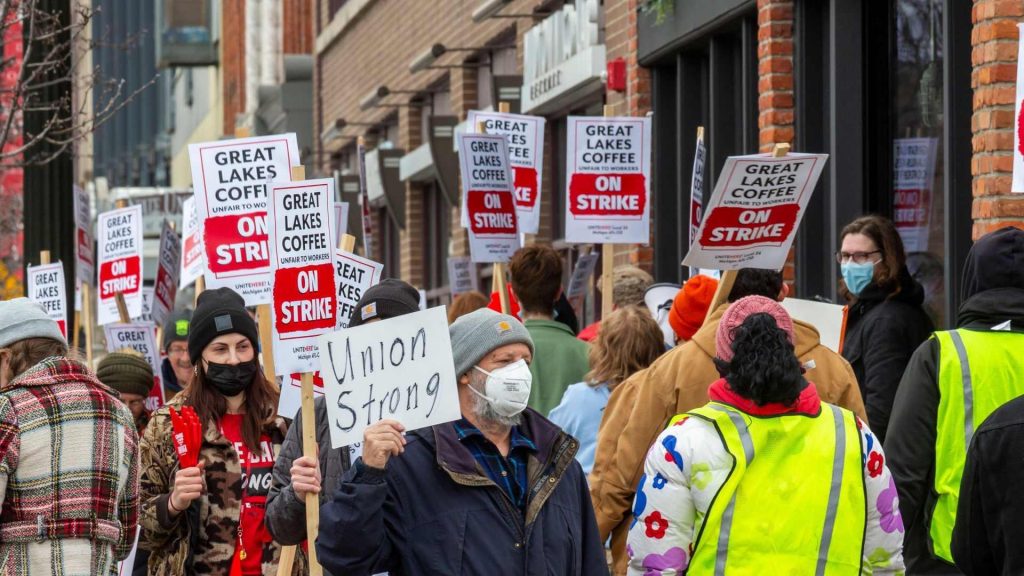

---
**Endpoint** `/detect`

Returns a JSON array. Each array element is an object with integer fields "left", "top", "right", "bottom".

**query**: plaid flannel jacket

[{"left": 0, "top": 356, "right": 140, "bottom": 575}]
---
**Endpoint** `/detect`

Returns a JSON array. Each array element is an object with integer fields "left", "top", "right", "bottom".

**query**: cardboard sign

[
  {"left": 333, "top": 201, "right": 350, "bottom": 248},
  {"left": 457, "top": 132, "right": 521, "bottom": 263},
  {"left": 189, "top": 134, "right": 300, "bottom": 305},
  {"left": 73, "top": 185, "right": 94, "bottom": 285},
  {"left": 781, "top": 298, "right": 847, "bottom": 354},
  {"left": 27, "top": 262, "right": 67, "bottom": 338},
  {"left": 267, "top": 178, "right": 337, "bottom": 376},
  {"left": 335, "top": 250, "right": 384, "bottom": 329},
  {"left": 565, "top": 116, "right": 652, "bottom": 244},
  {"left": 103, "top": 323, "right": 165, "bottom": 411},
  {"left": 97, "top": 205, "right": 144, "bottom": 325},
  {"left": 152, "top": 220, "right": 181, "bottom": 326},
  {"left": 565, "top": 252, "right": 599, "bottom": 302},
  {"left": 1014, "top": 23, "right": 1024, "bottom": 193},
  {"left": 447, "top": 256, "right": 478, "bottom": 295},
  {"left": 468, "top": 110, "right": 546, "bottom": 234},
  {"left": 319, "top": 306, "right": 460, "bottom": 448},
  {"left": 689, "top": 130, "right": 706, "bottom": 276},
  {"left": 683, "top": 152, "right": 828, "bottom": 271},
  {"left": 893, "top": 138, "right": 938, "bottom": 252},
  {"left": 179, "top": 196, "right": 204, "bottom": 289}
]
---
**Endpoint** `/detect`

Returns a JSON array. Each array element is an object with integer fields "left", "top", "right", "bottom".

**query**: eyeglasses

[
  {"left": 168, "top": 345, "right": 189, "bottom": 358},
  {"left": 835, "top": 250, "right": 882, "bottom": 265}
]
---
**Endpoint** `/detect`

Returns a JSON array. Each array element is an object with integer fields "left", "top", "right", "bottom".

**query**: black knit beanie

[
  {"left": 96, "top": 351, "right": 154, "bottom": 398},
  {"left": 348, "top": 278, "right": 421, "bottom": 327},
  {"left": 188, "top": 287, "right": 260, "bottom": 364}
]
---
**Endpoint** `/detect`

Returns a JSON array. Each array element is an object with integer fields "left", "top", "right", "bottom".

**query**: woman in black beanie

[{"left": 137, "top": 287, "right": 298, "bottom": 575}]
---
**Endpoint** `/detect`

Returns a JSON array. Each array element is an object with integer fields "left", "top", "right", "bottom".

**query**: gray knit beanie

[
  {"left": 449, "top": 308, "right": 534, "bottom": 378},
  {"left": 0, "top": 297, "right": 67, "bottom": 349}
]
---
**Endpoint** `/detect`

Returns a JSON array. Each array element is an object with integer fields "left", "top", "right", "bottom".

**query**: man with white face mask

[{"left": 317, "top": 308, "right": 608, "bottom": 576}]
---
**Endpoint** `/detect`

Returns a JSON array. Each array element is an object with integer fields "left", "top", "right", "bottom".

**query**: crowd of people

[{"left": 0, "top": 217, "right": 1021, "bottom": 575}]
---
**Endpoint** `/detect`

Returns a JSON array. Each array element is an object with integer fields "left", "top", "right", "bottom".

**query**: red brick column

[
  {"left": 758, "top": 0, "right": 794, "bottom": 152},
  {"left": 399, "top": 105, "right": 425, "bottom": 286},
  {"left": 972, "top": 1, "right": 1024, "bottom": 237},
  {"left": 222, "top": 0, "right": 246, "bottom": 136}
]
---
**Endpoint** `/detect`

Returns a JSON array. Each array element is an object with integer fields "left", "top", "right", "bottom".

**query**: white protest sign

[
  {"left": 565, "top": 252, "right": 600, "bottom": 303},
  {"left": 97, "top": 205, "right": 144, "bottom": 325},
  {"left": 267, "top": 178, "right": 338, "bottom": 376},
  {"left": 893, "top": 138, "right": 938, "bottom": 252},
  {"left": 189, "top": 133, "right": 300, "bottom": 305},
  {"left": 781, "top": 297, "right": 847, "bottom": 354},
  {"left": 179, "top": 196, "right": 204, "bottom": 289},
  {"left": 447, "top": 256, "right": 478, "bottom": 295},
  {"left": 319, "top": 306, "right": 460, "bottom": 448},
  {"left": 335, "top": 250, "right": 383, "bottom": 329},
  {"left": 132, "top": 286, "right": 155, "bottom": 325},
  {"left": 565, "top": 116, "right": 652, "bottom": 244},
  {"left": 418, "top": 289, "right": 427, "bottom": 311},
  {"left": 104, "top": 323, "right": 165, "bottom": 411},
  {"left": 1014, "top": 23, "right": 1024, "bottom": 193},
  {"left": 457, "top": 132, "right": 521, "bottom": 263},
  {"left": 333, "top": 201, "right": 350, "bottom": 248},
  {"left": 279, "top": 372, "right": 326, "bottom": 419},
  {"left": 689, "top": 129, "right": 706, "bottom": 276},
  {"left": 683, "top": 152, "right": 828, "bottom": 271},
  {"left": 27, "top": 262, "right": 67, "bottom": 338},
  {"left": 73, "top": 185, "right": 94, "bottom": 285},
  {"left": 152, "top": 220, "right": 181, "bottom": 326},
  {"left": 468, "top": 110, "right": 546, "bottom": 234}
]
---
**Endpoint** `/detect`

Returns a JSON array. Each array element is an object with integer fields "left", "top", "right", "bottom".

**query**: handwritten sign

[
  {"left": 335, "top": 250, "right": 384, "bottom": 329},
  {"left": 447, "top": 256, "right": 478, "bottom": 295},
  {"left": 268, "top": 178, "right": 338, "bottom": 376},
  {"left": 189, "top": 134, "right": 300, "bottom": 305},
  {"left": 468, "top": 110, "right": 546, "bottom": 234},
  {"left": 73, "top": 185, "right": 94, "bottom": 285},
  {"left": 565, "top": 116, "right": 652, "bottom": 244},
  {"left": 104, "top": 323, "right": 164, "bottom": 411},
  {"left": 179, "top": 196, "right": 204, "bottom": 289},
  {"left": 152, "top": 220, "right": 181, "bottom": 326},
  {"left": 565, "top": 252, "right": 599, "bottom": 302},
  {"left": 319, "top": 306, "right": 460, "bottom": 448},
  {"left": 684, "top": 152, "right": 828, "bottom": 271},
  {"left": 457, "top": 132, "right": 521, "bottom": 263},
  {"left": 97, "top": 205, "right": 144, "bottom": 325},
  {"left": 27, "top": 262, "right": 67, "bottom": 338}
]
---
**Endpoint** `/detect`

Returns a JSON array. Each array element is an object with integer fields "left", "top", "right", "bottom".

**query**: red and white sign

[
  {"left": 179, "top": 196, "right": 204, "bottom": 289},
  {"left": 684, "top": 152, "right": 828, "bottom": 271},
  {"left": 333, "top": 201, "right": 350, "bottom": 248},
  {"left": 188, "top": 134, "right": 300, "bottom": 305},
  {"left": 468, "top": 110, "right": 546, "bottom": 234},
  {"left": 1014, "top": 23, "right": 1024, "bottom": 193},
  {"left": 152, "top": 220, "right": 181, "bottom": 326},
  {"left": 104, "top": 323, "right": 164, "bottom": 411},
  {"left": 27, "top": 262, "right": 67, "bottom": 338},
  {"left": 73, "top": 185, "right": 94, "bottom": 285},
  {"left": 457, "top": 132, "right": 521, "bottom": 263},
  {"left": 335, "top": 250, "right": 384, "bottom": 329},
  {"left": 97, "top": 205, "right": 143, "bottom": 325},
  {"left": 268, "top": 178, "right": 337, "bottom": 377},
  {"left": 565, "top": 116, "right": 652, "bottom": 244},
  {"left": 893, "top": 138, "right": 938, "bottom": 252},
  {"left": 689, "top": 129, "right": 706, "bottom": 276}
]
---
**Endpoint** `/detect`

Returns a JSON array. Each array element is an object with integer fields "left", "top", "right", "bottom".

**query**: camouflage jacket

[{"left": 138, "top": 394, "right": 305, "bottom": 576}]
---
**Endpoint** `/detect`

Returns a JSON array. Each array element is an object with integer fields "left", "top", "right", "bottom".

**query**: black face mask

[{"left": 204, "top": 359, "right": 258, "bottom": 397}]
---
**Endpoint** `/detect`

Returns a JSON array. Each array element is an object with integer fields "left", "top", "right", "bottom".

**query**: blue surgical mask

[{"left": 841, "top": 262, "right": 876, "bottom": 296}]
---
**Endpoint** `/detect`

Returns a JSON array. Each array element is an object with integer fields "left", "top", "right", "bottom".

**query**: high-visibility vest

[
  {"left": 929, "top": 328, "right": 1024, "bottom": 563},
  {"left": 684, "top": 401, "right": 866, "bottom": 575}
]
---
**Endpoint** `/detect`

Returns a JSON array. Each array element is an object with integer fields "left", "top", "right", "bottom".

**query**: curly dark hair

[{"left": 713, "top": 313, "right": 804, "bottom": 406}]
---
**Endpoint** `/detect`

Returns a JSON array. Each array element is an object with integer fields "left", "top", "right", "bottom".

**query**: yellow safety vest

[
  {"left": 683, "top": 401, "right": 866, "bottom": 575},
  {"left": 929, "top": 328, "right": 1024, "bottom": 563}
]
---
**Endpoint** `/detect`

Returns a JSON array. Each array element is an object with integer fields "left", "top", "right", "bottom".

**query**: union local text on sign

[
  {"left": 27, "top": 262, "right": 67, "bottom": 338},
  {"left": 457, "top": 132, "right": 521, "bottom": 263},
  {"left": 97, "top": 205, "right": 144, "bottom": 325}
]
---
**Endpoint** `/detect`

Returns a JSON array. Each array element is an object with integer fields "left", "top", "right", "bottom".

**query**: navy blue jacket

[{"left": 316, "top": 408, "right": 608, "bottom": 575}]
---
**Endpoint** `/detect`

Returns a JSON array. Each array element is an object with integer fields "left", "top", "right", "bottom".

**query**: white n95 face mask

[{"left": 470, "top": 359, "right": 533, "bottom": 417}]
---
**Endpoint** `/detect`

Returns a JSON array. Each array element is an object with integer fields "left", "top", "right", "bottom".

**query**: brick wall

[
  {"left": 283, "top": 0, "right": 314, "bottom": 54},
  {"left": 972, "top": 1, "right": 1024, "bottom": 237},
  {"left": 222, "top": 0, "right": 246, "bottom": 135}
]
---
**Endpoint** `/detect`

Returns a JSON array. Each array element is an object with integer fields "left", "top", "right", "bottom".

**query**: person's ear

[
  {"left": 777, "top": 282, "right": 790, "bottom": 302},
  {"left": 459, "top": 372, "right": 470, "bottom": 387}
]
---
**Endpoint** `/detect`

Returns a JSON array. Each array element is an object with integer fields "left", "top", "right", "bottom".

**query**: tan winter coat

[{"left": 589, "top": 302, "right": 866, "bottom": 575}]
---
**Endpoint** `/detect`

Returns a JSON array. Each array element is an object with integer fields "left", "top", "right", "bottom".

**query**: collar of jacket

[
  {"left": 707, "top": 377, "right": 822, "bottom": 417},
  {"left": 691, "top": 302, "right": 825, "bottom": 359},
  {"left": 7, "top": 355, "right": 116, "bottom": 395},
  {"left": 523, "top": 318, "right": 576, "bottom": 337}
]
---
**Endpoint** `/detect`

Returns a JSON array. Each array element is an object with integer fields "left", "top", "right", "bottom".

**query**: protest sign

[
  {"left": 565, "top": 252, "right": 599, "bottom": 304},
  {"left": 781, "top": 297, "right": 847, "bottom": 355},
  {"left": 457, "top": 132, "right": 521, "bottom": 263},
  {"left": 133, "top": 286, "right": 155, "bottom": 325},
  {"left": 73, "top": 184, "right": 94, "bottom": 285},
  {"left": 689, "top": 128, "right": 706, "bottom": 276},
  {"left": 447, "top": 256, "right": 478, "bottom": 295},
  {"left": 267, "top": 178, "right": 337, "bottom": 376},
  {"left": 27, "top": 262, "right": 67, "bottom": 337},
  {"left": 1014, "top": 23, "right": 1024, "bottom": 193},
  {"left": 418, "top": 289, "right": 427, "bottom": 311},
  {"left": 565, "top": 116, "right": 652, "bottom": 244},
  {"left": 319, "top": 306, "right": 460, "bottom": 447},
  {"left": 333, "top": 201, "right": 350, "bottom": 248},
  {"left": 683, "top": 151, "right": 828, "bottom": 271},
  {"left": 893, "top": 138, "right": 938, "bottom": 252},
  {"left": 152, "top": 220, "right": 181, "bottom": 326},
  {"left": 104, "top": 323, "right": 164, "bottom": 411},
  {"left": 97, "top": 205, "right": 143, "bottom": 325},
  {"left": 279, "top": 372, "right": 326, "bottom": 419},
  {"left": 179, "top": 196, "right": 204, "bottom": 289},
  {"left": 189, "top": 133, "right": 300, "bottom": 305},
  {"left": 468, "top": 110, "right": 546, "bottom": 234},
  {"left": 335, "top": 250, "right": 383, "bottom": 329}
]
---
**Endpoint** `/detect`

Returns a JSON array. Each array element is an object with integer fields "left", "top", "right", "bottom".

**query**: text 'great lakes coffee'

[
  {"left": 27, "top": 262, "right": 67, "bottom": 338},
  {"left": 565, "top": 116, "right": 652, "bottom": 244},
  {"left": 97, "top": 204, "right": 144, "bottom": 325},
  {"left": 457, "top": 132, "right": 521, "bottom": 263},
  {"left": 189, "top": 134, "right": 300, "bottom": 305}
]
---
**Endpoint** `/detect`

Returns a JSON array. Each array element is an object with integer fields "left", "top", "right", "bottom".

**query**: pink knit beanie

[{"left": 715, "top": 295, "right": 795, "bottom": 361}]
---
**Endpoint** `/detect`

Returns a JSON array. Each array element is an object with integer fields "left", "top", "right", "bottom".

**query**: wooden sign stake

[
  {"left": 115, "top": 292, "right": 131, "bottom": 324},
  {"left": 82, "top": 282, "right": 94, "bottom": 368},
  {"left": 600, "top": 104, "right": 616, "bottom": 320}
]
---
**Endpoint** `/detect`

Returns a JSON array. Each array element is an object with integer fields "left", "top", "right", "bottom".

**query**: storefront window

[{"left": 423, "top": 181, "right": 450, "bottom": 293}]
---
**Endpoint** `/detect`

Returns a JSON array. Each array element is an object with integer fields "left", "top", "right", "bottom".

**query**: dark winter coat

[
  {"left": 842, "top": 265, "right": 933, "bottom": 443},
  {"left": 316, "top": 408, "right": 608, "bottom": 576}
]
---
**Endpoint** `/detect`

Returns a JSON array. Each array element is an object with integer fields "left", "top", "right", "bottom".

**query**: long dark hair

[
  {"left": 714, "top": 313, "right": 804, "bottom": 406},
  {"left": 184, "top": 363, "right": 278, "bottom": 457}
]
